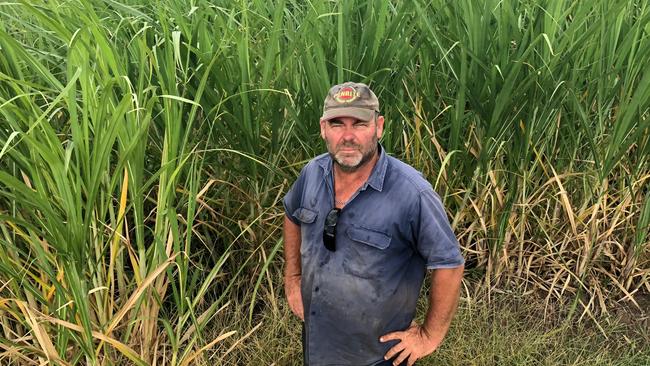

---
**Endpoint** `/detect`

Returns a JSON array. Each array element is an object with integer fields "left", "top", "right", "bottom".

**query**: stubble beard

[{"left": 327, "top": 137, "right": 378, "bottom": 173}]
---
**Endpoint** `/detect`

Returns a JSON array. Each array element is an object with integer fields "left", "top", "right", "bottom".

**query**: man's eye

[{"left": 354, "top": 123, "right": 369, "bottom": 128}]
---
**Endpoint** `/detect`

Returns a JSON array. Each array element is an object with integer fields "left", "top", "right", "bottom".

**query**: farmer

[{"left": 283, "top": 82, "right": 464, "bottom": 366}]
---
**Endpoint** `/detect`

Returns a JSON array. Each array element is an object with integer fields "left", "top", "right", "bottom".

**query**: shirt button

[
  {"left": 311, "top": 311, "right": 316, "bottom": 316},
  {"left": 314, "top": 286, "right": 319, "bottom": 292}
]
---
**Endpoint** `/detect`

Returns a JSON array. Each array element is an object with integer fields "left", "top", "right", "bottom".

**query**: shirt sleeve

[
  {"left": 283, "top": 166, "right": 307, "bottom": 226},
  {"left": 414, "top": 189, "right": 465, "bottom": 269}
]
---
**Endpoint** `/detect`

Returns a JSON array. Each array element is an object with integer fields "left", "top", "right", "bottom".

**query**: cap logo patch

[{"left": 333, "top": 86, "right": 359, "bottom": 103}]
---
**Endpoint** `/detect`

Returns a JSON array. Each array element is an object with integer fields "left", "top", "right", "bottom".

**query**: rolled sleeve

[
  {"left": 414, "top": 189, "right": 465, "bottom": 269},
  {"left": 283, "top": 168, "right": 306, "bottom": 226}
]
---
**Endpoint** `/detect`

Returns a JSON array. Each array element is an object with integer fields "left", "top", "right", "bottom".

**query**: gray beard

[{"left": 330, "top": 142, "right": 378, "bottom": 173}]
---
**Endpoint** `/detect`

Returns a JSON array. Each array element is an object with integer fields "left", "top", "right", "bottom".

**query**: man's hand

[
  {"left": 380, "top": 266, "right": 464, "bottom": 366},
  {"left": 380, "top": 323, "right": 441, "bottom": 366},
  {"left": 284, "top": 274, "right": 304, "bottom": 321}
]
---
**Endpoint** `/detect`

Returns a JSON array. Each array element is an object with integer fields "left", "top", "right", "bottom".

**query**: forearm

[
  {"left": 283, "top": 215, "right": 302, "bottom": 279},
  {"left": 421, "top": 265, "right": 464, "bottom": 343}
]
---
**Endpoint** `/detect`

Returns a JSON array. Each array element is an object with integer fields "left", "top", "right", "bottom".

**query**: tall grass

[
  {"left": 0, "top": 0, "right": 648, "bottom": 363},
  {"left": 0, "top": 1, "right": 248, "bottom": 363}
]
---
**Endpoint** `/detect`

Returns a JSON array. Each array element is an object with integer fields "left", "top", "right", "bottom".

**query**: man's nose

[{"left": 341, "top": 125, "right": 357, "bottom": 141}]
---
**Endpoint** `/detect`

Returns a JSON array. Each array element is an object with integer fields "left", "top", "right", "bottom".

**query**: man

[{"left": 283, "top": 82, "right": 464, "bottom": 366}]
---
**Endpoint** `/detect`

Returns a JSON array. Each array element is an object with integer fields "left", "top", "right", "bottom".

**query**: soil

[{"left": 611, "top": 291, "right": 650, "bottom": 339}]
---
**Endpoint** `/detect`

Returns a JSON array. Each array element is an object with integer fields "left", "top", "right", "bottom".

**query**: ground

[{"left": 208, "top": 284, "right": 650, "bottom": 366}]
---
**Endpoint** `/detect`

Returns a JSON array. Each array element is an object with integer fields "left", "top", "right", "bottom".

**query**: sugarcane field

[{"left": 0, "top": 1, "right": 648, "bottom": 365}]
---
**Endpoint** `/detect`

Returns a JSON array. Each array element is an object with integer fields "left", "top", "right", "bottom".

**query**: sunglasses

[{"left": 323, "top": 208, "right": 340, "bottom": 251}]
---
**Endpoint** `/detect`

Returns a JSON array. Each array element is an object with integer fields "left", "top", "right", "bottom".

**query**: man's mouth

[{"left": 338, "top": 146, "right": 359, "bottom": 152}]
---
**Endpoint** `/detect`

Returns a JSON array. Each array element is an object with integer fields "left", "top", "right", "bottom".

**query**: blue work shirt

[{"left": 283, "top": 145, "right": 464, "bottom": 366}]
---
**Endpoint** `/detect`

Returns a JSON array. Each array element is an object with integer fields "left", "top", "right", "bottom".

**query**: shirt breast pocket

[
  {"left": 343, "top": 225, "right": 392, "bottom": 279},
  {"left": 293, "top": 207, "right": 317, "bottom": 224},
  {"left": 292, "top": 207, "right": 319, "bottom": 254}
]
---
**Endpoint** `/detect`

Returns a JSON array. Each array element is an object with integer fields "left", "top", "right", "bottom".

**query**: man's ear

[
  {"left": 320, "top": 119, "right": 327, "bottom": 139},
  {"left": 376, "top": 115, "right": 385, "bottom": 139}
]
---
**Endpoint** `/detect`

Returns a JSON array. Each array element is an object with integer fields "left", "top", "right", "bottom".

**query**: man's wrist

[
  {"left": 284, "top": 272, "right": 301, "bottom": 280},
  {"left": 418, "top": 325, "right": 444, "bottom": 346}
]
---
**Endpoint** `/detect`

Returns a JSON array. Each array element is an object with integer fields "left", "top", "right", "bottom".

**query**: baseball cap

[{"left": 321, "top": 82, "right": 379, "bottom": 122}]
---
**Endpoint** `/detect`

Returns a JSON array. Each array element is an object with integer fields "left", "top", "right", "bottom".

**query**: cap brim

[{"left": 321, "top": 107, "right": 375, "bottom": 122}]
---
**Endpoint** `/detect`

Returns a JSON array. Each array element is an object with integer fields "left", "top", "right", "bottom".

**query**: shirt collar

[{"left": 317, "top": 143, "right": 388, "bottom": 192}]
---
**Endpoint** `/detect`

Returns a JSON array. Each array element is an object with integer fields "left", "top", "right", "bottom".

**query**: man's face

[{"left": 320, "top": 114, "right": 385, "bottom": 172}]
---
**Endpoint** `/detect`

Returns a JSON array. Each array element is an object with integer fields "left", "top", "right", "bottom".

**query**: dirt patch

[{"left": 611, "top": 291, "right": 650, "bottom": 339}]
